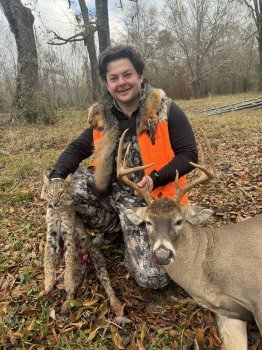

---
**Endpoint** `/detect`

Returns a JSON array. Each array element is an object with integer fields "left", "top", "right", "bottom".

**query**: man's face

[{"left": 106, "top": 58, "right": 143, "bottom": 106}]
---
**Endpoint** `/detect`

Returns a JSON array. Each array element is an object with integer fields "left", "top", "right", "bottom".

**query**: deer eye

[
  {"left": 174, "top": 218, "right": 183, "bottom": 226},
  {"left": 145, "top": 220, "right": 153, "bottom": 227}
]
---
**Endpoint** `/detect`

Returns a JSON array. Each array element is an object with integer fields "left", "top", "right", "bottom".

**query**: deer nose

[{"left": 153, "top": 246, "right": 174, "bottom": 266}]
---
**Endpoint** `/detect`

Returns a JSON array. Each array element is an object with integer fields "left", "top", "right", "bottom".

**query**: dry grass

[{"left": 0, "top": 93, "right": 261, "bottom": 349}]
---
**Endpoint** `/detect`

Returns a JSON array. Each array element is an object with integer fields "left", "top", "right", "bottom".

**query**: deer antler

[
  {"left": 174, "top": 129, "right": 217, "bottom": 204},
  {"left": 116, "top": 129, "right": 155, "bottom": 205}
]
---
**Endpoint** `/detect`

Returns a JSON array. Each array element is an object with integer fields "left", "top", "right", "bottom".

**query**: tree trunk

[
  {"left": 0, "top": 0, "right": 39, "bottom": 123},
  {"left": 254, "top": 0, "right": 262, "bottom": 91},
  {"left": 78, "top": 0, "right": 100, "bottom": 99},
  {"left": 258, "top": 31, "right": 262, "bottom": 91},
  {"left": 243, "top": 0, "right": 262, "bottom": 91},
  {"left": 95, "top": 0, "right": 111, "bottom": 53}
]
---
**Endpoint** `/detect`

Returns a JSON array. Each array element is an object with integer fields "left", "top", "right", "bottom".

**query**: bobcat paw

[
  {"left": 45, "top": 284, "right": 55, "bottom": 294},
  {"left": 61, "top": 300, "right": 71, "bottom": 314},
  {"left": 37, "top": 290, "right": 48, "bottom": 299}
]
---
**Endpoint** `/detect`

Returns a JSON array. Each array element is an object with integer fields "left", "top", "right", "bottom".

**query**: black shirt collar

[{"left": 111, "top": 104, "right": 139, "bottom": 120}]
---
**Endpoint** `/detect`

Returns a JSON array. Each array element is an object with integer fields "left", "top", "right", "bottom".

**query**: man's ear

[
  {"left": 183, "top": 205, "right": 213, "bottom": 225},
  {"left": 122, "top": 206, "right": 147, "bottom": 225}
]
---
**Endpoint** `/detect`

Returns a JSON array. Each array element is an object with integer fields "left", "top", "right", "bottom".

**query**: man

[{"left": 44, "top": 45, "right": 198, "bottom": 289}]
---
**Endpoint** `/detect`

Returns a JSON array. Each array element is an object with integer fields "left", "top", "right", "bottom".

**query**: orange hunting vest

[{"left": 91, "top": 121, "right": 189, "bottom": 205}]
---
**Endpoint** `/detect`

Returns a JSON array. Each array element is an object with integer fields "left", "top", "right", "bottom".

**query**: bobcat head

[{"left": 43, "top": 174, "right": 74, "bottom": 209}]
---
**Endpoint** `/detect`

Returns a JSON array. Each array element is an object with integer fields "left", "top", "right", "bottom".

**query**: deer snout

[{"left": 153, "top": 245, "right": 175, "bottom": 266}]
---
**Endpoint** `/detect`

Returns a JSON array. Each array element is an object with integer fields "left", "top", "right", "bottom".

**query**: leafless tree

[
  {"left": 241, "top": 0, "right": 262, "bottom": 91},
  {"left": 119, "top": 2, "right": 160, "bottom": 62},
  {"left": 163, "top": 0, "right": 235, "bottom": 98},
  {"left": 78, "top": 0, "right": 100, "bottom": 98},
  {"left": 49, "top": 0, "right": 111, "bottom": 99},
  {"left": 95, "top": 0, "right": 110, "bottom": 53},
  {"left": 0, "top": 0, "right": 39, "bottom": 122}
]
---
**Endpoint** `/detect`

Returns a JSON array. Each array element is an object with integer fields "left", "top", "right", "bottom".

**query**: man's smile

[{"left": 117, "top": 87, "right": 132, "bottom": 93}]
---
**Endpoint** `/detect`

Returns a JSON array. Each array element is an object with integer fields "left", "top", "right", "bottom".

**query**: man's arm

[
  {"left": 49, "top": 128, "right": 94, "bottom": 179},
  {"left": 149, "top": 102, "right": 198, "bottom": 188}
]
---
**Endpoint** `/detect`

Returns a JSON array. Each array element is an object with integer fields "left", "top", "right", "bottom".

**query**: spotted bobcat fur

[{"left": 43, "top": 174, "right": 123, "bottom": 315}]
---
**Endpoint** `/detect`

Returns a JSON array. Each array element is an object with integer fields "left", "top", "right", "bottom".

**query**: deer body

[
  {"left": 164, "top": 214, "right": 262, "bottom": 323},
  {"left": 117, "top": 128, "right": 261, "bottom": 349},
  {"left": 124, "top": 200, "right": 262, "bottom": 349}
]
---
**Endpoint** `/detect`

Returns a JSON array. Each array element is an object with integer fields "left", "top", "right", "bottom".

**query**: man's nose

[{"left": 117, "top": 76, "right": 126, "bottom": 85}]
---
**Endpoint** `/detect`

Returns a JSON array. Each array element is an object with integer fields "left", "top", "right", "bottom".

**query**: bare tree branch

[
  {"left": 48, "top": 30, "right": 85, "bottom": 45},
  {"left": 243, "top": 0, "right": 258, "bottom": 25},
  {"left": 116, "top": 0, "right": 123, "bottom": 8}
]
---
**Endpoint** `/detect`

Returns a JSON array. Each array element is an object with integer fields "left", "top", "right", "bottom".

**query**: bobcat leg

[
  {"left": 61, "top": 232, "right": 83, "bottom": 313},
  {"left": 88, "top": 241, "right": 123, "bottom": 317},
  {"left": 64, "top": 224, "right": 86, "bottom": 289},
  {"left": 44, "top": 232, "right": 58, "bottom": 293},
  {"left": 216, "top": 314, "right": 248, "bottom": 350},
  {"left": 64, "top": 230, "right": 82, "bottom": 300}
]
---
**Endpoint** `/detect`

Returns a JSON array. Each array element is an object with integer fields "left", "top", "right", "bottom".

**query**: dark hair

[{"left": 98, "top": 45, "right": 145, "bottom": 81}]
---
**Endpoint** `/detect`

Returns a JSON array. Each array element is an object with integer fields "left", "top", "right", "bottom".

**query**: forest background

[
  {"left": 0, "top": 0, "right": 261, "bottom": 123},
  {"left": 0, "top": 1, "right": 261, "bottom": 349}
]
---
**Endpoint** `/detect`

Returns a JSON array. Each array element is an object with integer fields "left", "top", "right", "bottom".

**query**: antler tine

[
  {"left": 117, "top": 129, "right": 154, "bottom": 205},
  {"left": 200, "top": 128, "right": 217, "bottom": 177},
  {"left": 174, "top": 130, "right": 216, "bottom": 204}
]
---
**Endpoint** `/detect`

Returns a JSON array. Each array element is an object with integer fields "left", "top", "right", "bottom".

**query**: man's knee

[{"left": 129, "top": 268, "right": 170, "bottom": 289}]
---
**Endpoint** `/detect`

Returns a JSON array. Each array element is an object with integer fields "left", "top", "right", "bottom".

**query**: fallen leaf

[
  {"left": 61, "top": 322, "right": 84, "bottom": 333},
  {"left": 111, "top": 325, "right": 126, "bottom": 349},
  {"left": 86, "top": 324, "right": 103, "bottom": 341},
  {"left": 83, "top": 297, "right": 100, "bottom": 307},
  {"left": 140, "top": 323, "right": 148, "bottom": 342},
  {"left": 49, "top": 308, "right": 56, "bottom": 320},
  {"left": 136, "top": 339, "right": 146, "bottom": 350},
  {"left": 27, "top": 318, "right": 36, "bottom": 332}
]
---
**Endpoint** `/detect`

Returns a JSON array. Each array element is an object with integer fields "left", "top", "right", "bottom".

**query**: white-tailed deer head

[{"left": 117, "top": 129, "right": 216, "bottom": 265}]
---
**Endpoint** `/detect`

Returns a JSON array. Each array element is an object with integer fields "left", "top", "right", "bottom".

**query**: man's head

[
  {"left": 98, "top": 45, "right": 144, "bottom": 108},
  {"left": 98, "top": 45, "right": 144, "bottom": 81}
]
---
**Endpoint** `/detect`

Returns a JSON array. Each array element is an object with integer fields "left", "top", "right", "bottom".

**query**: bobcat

[{"left": 43, "top": 174, "right": 123, "bottom": 316}]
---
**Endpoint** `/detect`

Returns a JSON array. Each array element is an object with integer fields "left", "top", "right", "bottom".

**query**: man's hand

[{"left": 135, "top": 175, "right": 153, "bottom": 196}]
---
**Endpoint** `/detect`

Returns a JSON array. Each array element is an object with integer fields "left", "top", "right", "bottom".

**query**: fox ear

[{"left": 43, "top": 173, "right": 50, "bottom": 186}]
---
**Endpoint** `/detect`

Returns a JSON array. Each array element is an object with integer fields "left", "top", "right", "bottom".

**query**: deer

[{"left": 116, "top": 129, "right": 262, "bottom": 350}]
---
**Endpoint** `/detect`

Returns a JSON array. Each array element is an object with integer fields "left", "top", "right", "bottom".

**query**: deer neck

[{"left": 165, "top": 223, "right": 209, "bottom": 292}]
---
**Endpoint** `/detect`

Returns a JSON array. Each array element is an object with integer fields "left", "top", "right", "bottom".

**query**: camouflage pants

[{"left": 72, "top": 166, "right": 170, "bottom": 289}]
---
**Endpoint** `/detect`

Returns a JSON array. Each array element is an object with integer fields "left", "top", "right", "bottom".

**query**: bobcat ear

[
  {"left": 43, "top": 173, "right": 50, "bottom": 186},
  {"left": 64, "top": 174, "right": 73, "bottom": 185}
]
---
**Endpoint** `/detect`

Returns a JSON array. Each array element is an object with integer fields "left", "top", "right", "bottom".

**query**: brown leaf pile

[{"left": 0, "top": 96, "right": 261, "bottom": 349}]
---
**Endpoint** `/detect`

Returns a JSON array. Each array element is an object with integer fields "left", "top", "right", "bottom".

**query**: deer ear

[
  {"left": 122, "top": 207, "right": 147, "bottom": 225},
  {"left": 183, "top": 205, "right": 213, "bottom": 225}
]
